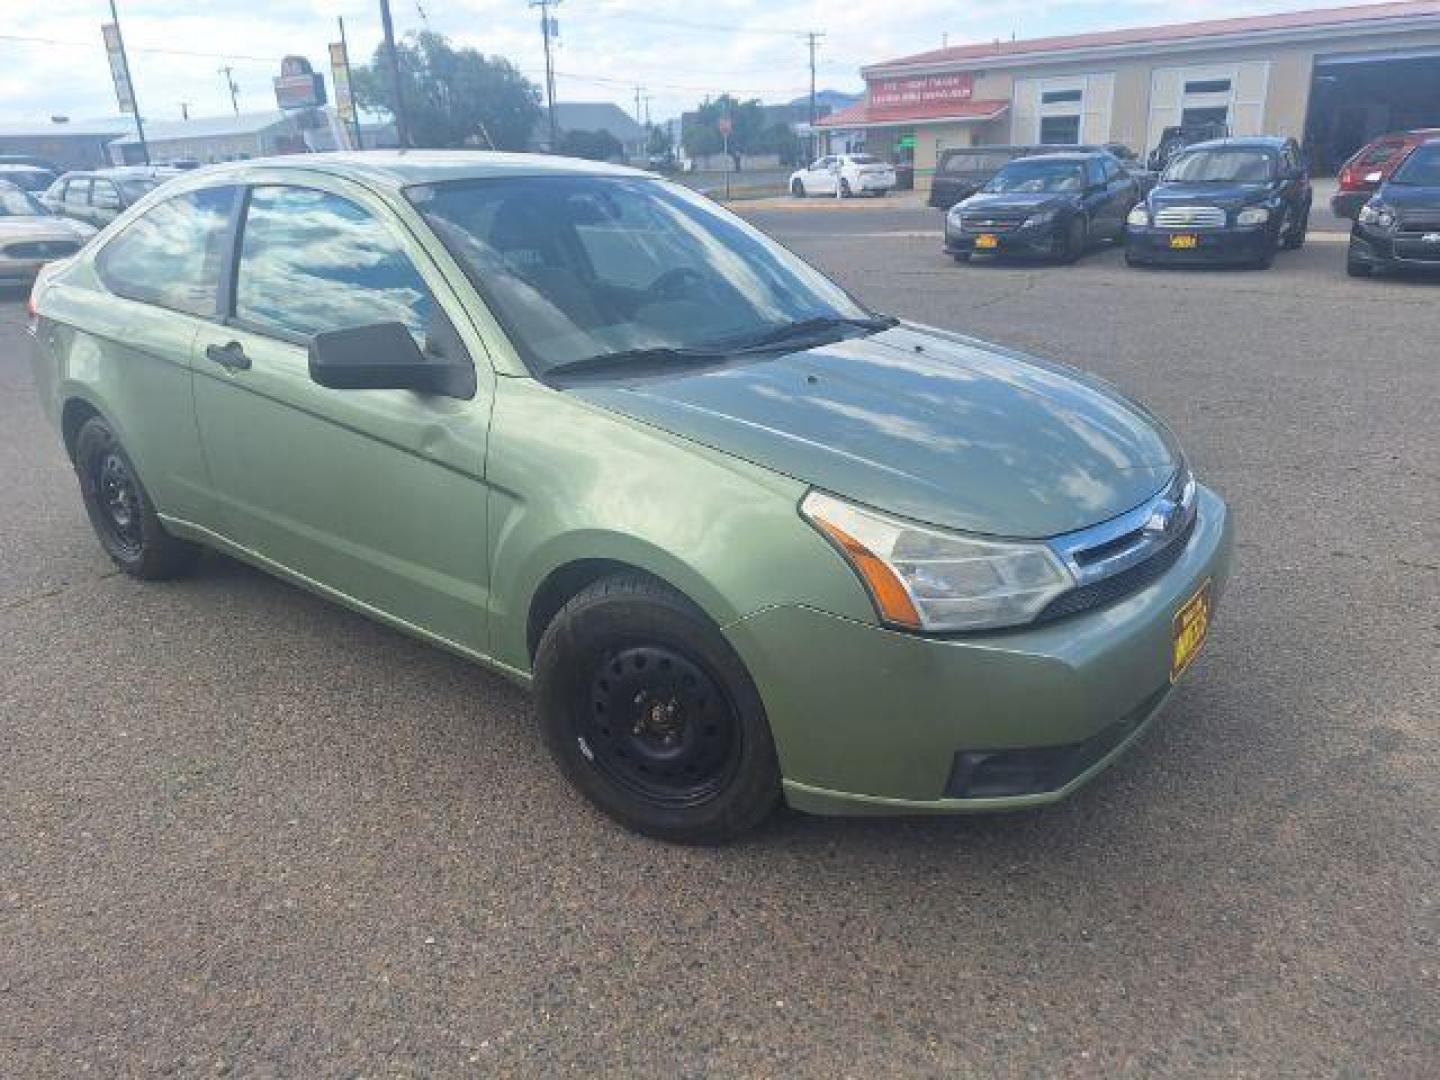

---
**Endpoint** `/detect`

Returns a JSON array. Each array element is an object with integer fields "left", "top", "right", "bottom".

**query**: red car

[{"left": 1332, "top": 129, "right": 1440, "bottom": 219}]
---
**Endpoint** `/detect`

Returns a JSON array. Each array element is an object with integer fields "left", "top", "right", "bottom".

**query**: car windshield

[
  {"left": 1164, "top": 149, "right": 1275, "bottom": 184},
  {"left": 407, "top": 174, "right": 874, "bottom": 375},
  {"left": 847, "top": 154, "right": 878, "bottom": 165},
  {"left": 943, "top": 152, "right": 1015, "bottom": 175},
  {"left": 0, "top": 187, "right": 47, "bottom": 216},
  {"left": 1390, "top": 144, "right": 1440, "bottom": 186},
  {"left": 983, "top": 160, "right": 1084, "bottom": 194}
]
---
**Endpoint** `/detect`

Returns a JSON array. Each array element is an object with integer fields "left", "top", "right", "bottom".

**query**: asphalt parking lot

[{"left": 2, "top": 202, "right": 1437, "bottom": 1077}]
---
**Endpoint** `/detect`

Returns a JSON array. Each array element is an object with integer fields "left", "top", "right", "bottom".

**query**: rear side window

[
  {"left": 234, "top": 186, "right": 434, "bottom": 343},
  {"left": 95, "top": 186, "right": 236, "bottom": 317}
]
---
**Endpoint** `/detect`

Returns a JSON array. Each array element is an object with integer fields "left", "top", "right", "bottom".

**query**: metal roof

[
  {"left": 108, "top": 111, "right": 294, "bottom": 147},
  {"left": 550, "top": 103, "right": 647, "bottom": 142}
]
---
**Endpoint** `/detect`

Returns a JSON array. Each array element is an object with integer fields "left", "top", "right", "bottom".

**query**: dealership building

[{"left": 817, "top": 1, "right": 1440, "bottom": 188}]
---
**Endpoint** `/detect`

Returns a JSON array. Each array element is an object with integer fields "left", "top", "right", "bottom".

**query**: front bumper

[
  {"left": 944, "top": 220, "right": 1064, "bottom": 258},
  {"left": 1348, "top": 223, "right": 1440, "bottom": 271},
  {"left": 1125, "top": 224, "right": 1269, "bottom": 265},
  {"left": 725, "top": 485, "right": 1233, "bottom": 815}
]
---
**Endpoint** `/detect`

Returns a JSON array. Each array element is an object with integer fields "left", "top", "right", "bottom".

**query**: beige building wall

[{"left": 872, "top": 23, "right": 1440, "bottom": 195}]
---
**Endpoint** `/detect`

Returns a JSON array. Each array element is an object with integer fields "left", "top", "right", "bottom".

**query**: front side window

[
  {"left": 234, "top": 186, "right": 435, "bottom": 343},
  {"left": 985, "top": 159, "right": 1085, "bottom": 194},
  {"left": 63, "top": 179, "right": 91, "bottom": 206},
  {"left": 1164, "top": 149, "right": 1275, "bottom": 184},
  {"left": 95, "top": 186, "right": 235, "bottom": 317},
  {"left": 408, "top": 175, "right": 869, "bottom": 375}
]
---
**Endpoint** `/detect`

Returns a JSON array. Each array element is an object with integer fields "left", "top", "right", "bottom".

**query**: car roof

[
  {"left": 181, "top": 150, "right": 651, "bottom": 190},
  {"left": 1183, "top": 137, "right": 1287, "bottom": 153}
]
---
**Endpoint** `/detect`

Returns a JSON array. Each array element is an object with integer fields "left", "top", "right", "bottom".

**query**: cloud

[{"left": 2, "top": 0, "right": 1369, "bottom": 126}]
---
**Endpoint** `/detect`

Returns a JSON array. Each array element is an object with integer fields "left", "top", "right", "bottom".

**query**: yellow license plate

[
  {"left": 1169, "top": 234, "right": 1200, "bottom": 250},
  {"left": 975, "top": 234, "right": 999, "bottom": 249},
  {"left": 1171, "top": 580, "right": 1212, "bottom": 681}
]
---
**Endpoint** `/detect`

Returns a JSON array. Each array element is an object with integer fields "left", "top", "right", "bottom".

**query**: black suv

[
  {"left": 1347, "top": 138, "right": 1440, "bottom": 277},
  {"left": 1125, "top": 137, "right": 1311, "bottom": 269},
  {"left": 943, "top": 151, "right": 1139, "bottom": 263}
]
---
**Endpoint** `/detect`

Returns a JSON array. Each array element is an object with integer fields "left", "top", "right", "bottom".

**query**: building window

[
  {"left": 1184, "top": 78, "right": 1232, "bottom": 95},
  {"left": 1041, "top": 88, "right": 1083, "bottom": 105},
  {"left": 1181, "top": 106, "right": 1230, "bottom": 130},
  {"left": 1040, "top": 115, "right": 1081, "bottom": 144}
]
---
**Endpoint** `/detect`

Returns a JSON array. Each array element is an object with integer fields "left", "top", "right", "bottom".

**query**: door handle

[{"left": 205, "top": 341, "right": 250, "bottom": 371}]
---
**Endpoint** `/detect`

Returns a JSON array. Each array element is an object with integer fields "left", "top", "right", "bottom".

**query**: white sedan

[
  {"left": 790, "top": 154, "right": 897, "bottom": 198},
  {"left": 0, "top": 183, "right": 97, "bottom": 285}
]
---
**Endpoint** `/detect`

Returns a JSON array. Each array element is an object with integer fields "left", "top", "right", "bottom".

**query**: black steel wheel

[
  {"left": 74, "top": 415, "right": 200, "bottom": 579},
  {"left": 535, "top": 573, "right": 781, "bottom": 843}
]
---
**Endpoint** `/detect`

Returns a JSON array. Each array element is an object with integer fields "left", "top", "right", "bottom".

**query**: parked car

[
  {"left": 944, "top": 151, "right": 1139, "bottom": 262},
  {"left": 0, "top": 153, "right": 61, "bottom": 172},
  {"left": 40, "top": 166, "right": 178, "bottom": 227},
  {"left": 1347, "top": 138, "right": 1440, "bottom": 277},
  {"left": 789, "top": 153, "right": 896, "bottom": 197},
  {"left": 1125, "top": 137, "right": 1311, "bottom": 269},
  {"left": 929, "top": 144, "right": 1142, "bottom": 211},
  {"left": 29, "top": 153, "right": 1230, "bottom": 842},
  {"left": 0, "top": 163, "right": 59, "bottom": 193},
  {"left": 0, "top": 182, "right": 96, "bottom": 284},
  {"left": 1331, "top": 128, "right": 1440, "bottom": 220}
]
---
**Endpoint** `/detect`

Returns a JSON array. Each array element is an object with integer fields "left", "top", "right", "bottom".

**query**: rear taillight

[
  {"left": 1339, "top": 166, "right": 1356, "bottom": 188},
  {"left": 26, "top": 286, "right": 39, "bottom": 335}
]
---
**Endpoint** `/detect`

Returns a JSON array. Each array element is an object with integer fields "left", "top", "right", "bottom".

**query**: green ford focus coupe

[{"left": 28, "top": 152, "right": 1232, "bottom": 842}]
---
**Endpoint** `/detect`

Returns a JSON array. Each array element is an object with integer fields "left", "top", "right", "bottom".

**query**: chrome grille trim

[
  {"left": 1154, "top": 206, "right": 1227, "bottom": 229},
  {"left": 1047, "top": 467, "right": 1198, "bottom": 590}
]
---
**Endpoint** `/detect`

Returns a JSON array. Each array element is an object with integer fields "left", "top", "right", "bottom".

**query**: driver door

[
  {"left": 806, "top": 157, "right": 838, "bottom": 195},
  {"left": 190, "top": 178, "right": 497, "bottom": 656}
]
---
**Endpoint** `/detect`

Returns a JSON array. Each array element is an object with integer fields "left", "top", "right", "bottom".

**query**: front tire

[
  {"left": 1060, "top": 217, "right": 1088, "bottom": 263},
  {"left": 1346, "top": 252, "right": 1374, "bottom": 277},
  {"left": 1282, "top": 204, "right": 1309, "bottom": 250},
  {"left": 839, "top": 178, "right": 853, "bottom": 198},
  {"left": 791, "top": 178, "right": 806, "bottom": 198},
  {"left": 74, "top": 416, "right": 200, "bottom": 580},
  {"left": 534, "top": 573, "right": 781, "bottom": 844}
]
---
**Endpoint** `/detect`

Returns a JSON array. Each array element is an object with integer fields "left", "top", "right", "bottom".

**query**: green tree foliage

[
  {"left": 557, "top": 129, "right": 623, "bottom": 161},
  {"left": 353, "top": 31, "right": 542, "bottom": 150},
  {"left": 682, "top": 94, "right": 767, "bottom": 171},
  {"left": 645, "top": 123, "right": 673, "bottom": 158}
]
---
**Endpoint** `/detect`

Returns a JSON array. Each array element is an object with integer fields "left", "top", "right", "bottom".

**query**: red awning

[{"left": 816, "top": 98, "right": 1010, "bottom": 129}]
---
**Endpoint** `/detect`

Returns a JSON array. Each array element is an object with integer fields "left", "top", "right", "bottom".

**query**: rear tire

[
  {"left": 74, "top": 416, "right": 200, "bottom": 580},
  {"left": 534, "top": 573, "right": 782, "bottom": 844}
]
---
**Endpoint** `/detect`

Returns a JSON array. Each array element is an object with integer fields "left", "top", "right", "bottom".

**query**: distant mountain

[{"left": 788, "top": 89, "right": 862, "bottom": 114}]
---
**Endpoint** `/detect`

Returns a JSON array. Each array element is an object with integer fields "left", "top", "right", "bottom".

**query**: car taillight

[
  {"left": 1339, "top": 166, "right": 1356, "bottom": 188},
  {"left": 26, "top": 287, "right": 39, "bottom": 334}
]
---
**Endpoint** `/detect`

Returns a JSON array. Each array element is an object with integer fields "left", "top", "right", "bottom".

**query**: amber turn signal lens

[{"left": 809, "top": 516, "right": 922, "bottom": 630}]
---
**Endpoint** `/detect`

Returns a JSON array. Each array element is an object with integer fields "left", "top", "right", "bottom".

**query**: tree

[
  {"left": 682, "top": 94, "right": 766, "bottom": 171},
  {"left": 557, "top": 129, "right": 623, "bottom": 161},
  {"left": 645, "top": 123, "right": 673, "bottom": 158},
  {"left": 353, "top": 31, "right": 542, "bottom": 150}
]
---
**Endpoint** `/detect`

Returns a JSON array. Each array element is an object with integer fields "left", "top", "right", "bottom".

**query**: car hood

[
  {"left": 1148, "top": 182, "right": 1272, "bottom": 210},
  {"left": 564, "top": 325, "right": 1179, "bottom": 538},
  {"left": 1376, "top": 182, "right": 1440, "bottom": 212},
  {"left": 958, "top": 191, "right": 1073, "bottom": 215},
  {"left": 0, "top": 216, "right": 93, "bottom": 241}
]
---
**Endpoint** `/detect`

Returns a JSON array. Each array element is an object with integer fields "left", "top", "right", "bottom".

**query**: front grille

[
  {"left": 960, "top": 213, "right": 1027, "bottom": 234},
  {"left": 1393, "top": 239, "right": 1440, "bottom": 262},
  {"left": 1038, "top": 512, "right": 1196, "bottom": 623},
  {"left": 3, "top": 240, "right": 79, "bottom": 260},
  {"left": 1154, "top": 206, "right": 1227, "bottom": 229},
  {"left": 1398, "top": 212, "right": 1440, "bottom": 231}
]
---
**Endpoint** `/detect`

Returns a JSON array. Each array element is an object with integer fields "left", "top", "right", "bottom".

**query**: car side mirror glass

[{"left": 308, "top": 321, "right": 475, "bottom": 399}]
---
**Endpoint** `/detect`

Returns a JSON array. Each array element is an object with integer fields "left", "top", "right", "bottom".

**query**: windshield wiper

[
  {"left": 727, "top": 314, "right": 898, "bottom": 352},
  {"left": 543, "top": 345, "right": 729, "bottom": 379}
]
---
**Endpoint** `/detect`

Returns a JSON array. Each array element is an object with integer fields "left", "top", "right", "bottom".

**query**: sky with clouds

[{"left": 1, "top": 0, "right": 1368, "bottom": 127}]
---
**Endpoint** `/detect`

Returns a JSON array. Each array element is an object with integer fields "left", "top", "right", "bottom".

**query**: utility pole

[
  {"left": 634, "top": 85, "right": 644, "bottom": 125},
  {"left": 379, "top": 0, "right": 411, "bottom": 147},
  {"left": 218, "top": 65, "right": 240, "bottom": 116},
  {"left": 179, "top": 101, "right": 190, "bottom": 120},
  {"left": 805, "top": 31, "right": 825, "bottom": 160},
  {"left": 530, "top": 0, "right": 561, "bottom": 150},
  {"left": 642, "top": 93, "right": 652, "bottom": 127},
  {"left": 338, "top": 16, "right": 363, "bottom": 149},
  {"left": 107, "top": 0, "right": 149, "bottom": 165}
]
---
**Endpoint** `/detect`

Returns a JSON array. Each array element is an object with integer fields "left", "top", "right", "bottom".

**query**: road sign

[
  {"left": 717, "top": 116, "right": 733, "bottom": 135},
  {"left": 329, "top": 42, "right": 355, "bottom": 123},
  {"left": 274, "top": 55, "right": 327, "bottom": 110},
  {"left": 101, "top": 23, "right": 136, "bottom": 114}
]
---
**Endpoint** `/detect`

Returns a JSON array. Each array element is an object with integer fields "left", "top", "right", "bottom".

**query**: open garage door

[{"left": 1306, "top": 51, "right": 1440, "bottom": 173}]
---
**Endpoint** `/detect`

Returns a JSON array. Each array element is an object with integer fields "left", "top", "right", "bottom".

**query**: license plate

[
  {"left": 975, "top": 234, "right": 999, "bottom": 249},
  {"left": 1171, "top": 580, "right": 1212, "bottom": 681},
  {"left": 1169, "top": 234, "right": 1199, "bottom": 250}
]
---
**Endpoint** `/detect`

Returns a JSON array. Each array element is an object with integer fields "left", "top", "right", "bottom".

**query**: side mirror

[{"left": 308, "top": 321, "right": 475, "bottom": 399}]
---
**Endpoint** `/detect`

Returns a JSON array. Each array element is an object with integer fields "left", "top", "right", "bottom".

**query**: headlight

[
  {"left": 1025, "top": 209, "right": 1057, "bottom": 228},
  {"left": 946, "top": 205, "right": 965, "bottom": 224},
  {"left": 1358, "top": 203, "right": 1395, "bottom": 229},
  {"left": 1127, "top": 205, "right": 1150, "bottom": 226},
  {"left": 800, "top": 491, "right": 1074, "bottom": 633},
  {"left": 1236, "top": 207, "right": 1270, "bottom": 226}
]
